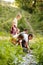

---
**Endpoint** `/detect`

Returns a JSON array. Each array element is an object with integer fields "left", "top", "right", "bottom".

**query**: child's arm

[
  {"left": 19, "top": 40, "right": 22, "bottom": 48},
  {"left": 26, "top": 42, "right": 30, "bottom": 51}
]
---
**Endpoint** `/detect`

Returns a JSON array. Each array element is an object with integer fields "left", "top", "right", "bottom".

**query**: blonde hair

[{"left": 17, "top": 13, "right": 22, "bottom": 18}]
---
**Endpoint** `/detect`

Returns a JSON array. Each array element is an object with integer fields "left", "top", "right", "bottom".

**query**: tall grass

[
  {"left": 30, "top": 36, "right": 43, "bottom": 65},
  {"left": 0, "top": 40, "right": 25, "bottom": 65}
]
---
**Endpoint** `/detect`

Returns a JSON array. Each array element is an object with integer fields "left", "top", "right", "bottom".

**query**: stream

[{"left": 20, "top": 50, "right": 37, "bottom": 65}]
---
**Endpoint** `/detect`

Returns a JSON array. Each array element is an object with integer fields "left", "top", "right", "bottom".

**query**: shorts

[{"left": 22, "top": 40, "right": 27, "bottom": 48}]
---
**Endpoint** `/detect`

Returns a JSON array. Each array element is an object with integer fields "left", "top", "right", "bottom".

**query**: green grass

[
  {"left": 0, "top": 3, "right": 43, "bottom": 65},
  {"left": 0, "top": 32, "right": 10, "bottom": 36},
  {"left": 0, "top": 4, "right": 43, "bottom": 35},
  {"left": 30, "top": 37, "right": 43, "bottom": 65},
  {"left": 0, "top": 34, "right": 43, "bottom": 65},
  {"left": 0, "top": 40, "right": 25, "bottom": 65}
]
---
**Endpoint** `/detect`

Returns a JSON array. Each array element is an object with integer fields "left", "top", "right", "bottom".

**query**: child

[
  {"left": 17, "top": 29, "right": 28, "bottom": 45},
  {"left": 22, "top": 34, "right": 33, "bottom": 48},
  {"left": 10, "top": 13, "right": 22, "bottom": 44},
  {"left": 22, "top": 34, "right": 33, "bottom": 52},
  {"left": 11, "top": 13, "right": 22, "bottom": 36},
  {"left": 18, "top": 33, "right": 33, "bottom": 52}
]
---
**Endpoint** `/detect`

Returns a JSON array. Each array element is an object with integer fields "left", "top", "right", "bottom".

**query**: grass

[
  {"left": 0, "top": 32, "right": 10, "bottom": 36},
  {"left": 0, "top": 33, "right": 43, "bottom": 64},
  {"left": 0, "top": 40, "right": 25, "bottom": 65},
  {"left": 0, "top": 3, "right": 43, "bottom": 65},
  {"left": 0, "top": 4, "right": 43, "bottom": 34},
  {"left": 0, "top": 33, "right": 43, "bottom": 65},
  {"left": 29, "top": 36, "right": 43, "bottom": 65}
]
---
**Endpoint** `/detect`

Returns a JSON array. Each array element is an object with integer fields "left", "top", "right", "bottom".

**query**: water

[
  {"left": 20, "top": 50, "right": 37, "bottom": 65},
  {"left": 12, "top": 50, "right": 37, "bottom": 65}
]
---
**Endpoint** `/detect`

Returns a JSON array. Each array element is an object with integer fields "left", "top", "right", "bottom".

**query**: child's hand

[{"left": 27, "top": 49, "right": 31, "bottom": 53}]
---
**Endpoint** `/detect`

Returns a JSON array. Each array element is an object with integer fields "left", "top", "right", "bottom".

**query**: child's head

[
  {"left": 16, "top": 13, "right": 22, "bottom": 20},
  {"left": 28, "top": 34, "right": 33, "bottom": 40},
  {"left": 24, "top": 29, "right": 28, "bottom": 34}
]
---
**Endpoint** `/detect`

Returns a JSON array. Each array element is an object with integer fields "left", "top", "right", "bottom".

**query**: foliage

[
  {"left": 0, "top": 1, "right": 43, "bottom": 65},
  {"left": 15, "top": 0, "right": 35, "bottom": 13},
  {"left": 18, "top": 17, "right": 29, "bottom": 32},
  {"left": 15, "top": 0, "right": 43, "bottom": 13},
  {"left": 0, "top": 5, "right": 19, "bottom": 32},
  {"left": 0, "top": 40, "right": 25, "bottom": 65},
  {"left": 30, "top": 37, "right": 43, "bottom": 65},
  {"left": 29, "top": 12, "right": 43, "bottom": 35},
  {"left": 0, "top": 4, "right": 43, "bottom": 35},
  {"left": 0, "top": 5, "right": 29, "bottom": 33}
]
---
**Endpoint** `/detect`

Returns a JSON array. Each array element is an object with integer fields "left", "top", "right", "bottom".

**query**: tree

[
  {"left": 15, "top": 0, "right": 43, "bottom": 13},
  {"left": 15, "top": 0, "right": 37, "bottom": 13}
]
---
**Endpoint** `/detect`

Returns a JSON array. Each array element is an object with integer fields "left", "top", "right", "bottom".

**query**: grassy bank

[
  {"left": 0, "top": 40, "right": 25, "bottom": 65},
  {"left": 30, "top": 36, "right": 43, "bottom": 65}
]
